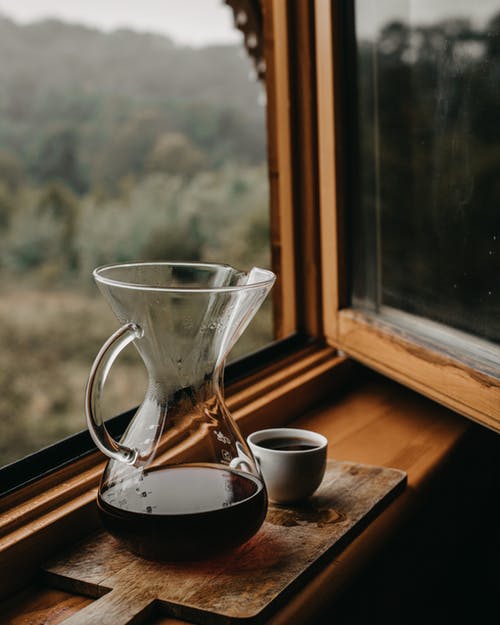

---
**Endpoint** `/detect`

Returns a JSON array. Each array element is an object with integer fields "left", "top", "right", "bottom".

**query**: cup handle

[{"left": 85, "top": 322, "right": 143, "bottom": 464}]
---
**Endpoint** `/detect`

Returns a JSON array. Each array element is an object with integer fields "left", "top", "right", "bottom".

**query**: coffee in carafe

[{"left": 98, "top": 464, "right": 267, "bottom": 560}]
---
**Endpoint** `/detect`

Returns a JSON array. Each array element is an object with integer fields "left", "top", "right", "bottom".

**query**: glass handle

[{"left": 85, "top": 322, "right": 143, "bottom": 464}]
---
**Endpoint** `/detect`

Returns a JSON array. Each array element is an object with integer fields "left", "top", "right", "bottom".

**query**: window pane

[
  {"left": 352, "top": 1, "right": 500, "bottom": 344},
  {"left": 0, "top": 2, "right": 272, "bottom": 467}
]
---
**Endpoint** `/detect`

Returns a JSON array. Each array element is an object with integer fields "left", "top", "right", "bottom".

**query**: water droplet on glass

[
  {"left": 236, "top": 10, "right": 247, "bottom": 26},
  {"left": 488, "top": 290, "right": 493, "bottom": 296},
  {"left": 146, "top": 506, "right": 152, "bottom": 513},
  {"left": 453, "top": 283, "right": 457, "bottom": 289},
  {"left": 141, "top": 491, "right": 147, "bottom": 497},
  {"left": 489, "top": 250, "right": 494, "bottom": 255},
  {"left": 247, "top": 33, "right": 258, "bottom": 49}
]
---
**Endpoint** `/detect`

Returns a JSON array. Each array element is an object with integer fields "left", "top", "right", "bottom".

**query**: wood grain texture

[
  {"left": 262, "top": 0, "right": 297, "bottom": 338},
  {"left": 42, "top": 461, "right": 406, "bottom": 625},
  {"left": 0, "top": 587, "right": 92, "bottom": 625},
  {"left": 336, "top": 310, "right": 500, "bottom": 432},
  {"left": 287, "top": 1, "right": 323, "bottom": 338},
  {"left": 315, "top": 0, "right": 342, "bottom": 339}
]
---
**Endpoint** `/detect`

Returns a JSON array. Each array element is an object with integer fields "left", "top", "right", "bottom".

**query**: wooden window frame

[
  {"left": 316, "top": 1, "right": 500, "bottom": 433},
  {"left": 0, "top": 0, "right": 356, "bottom": 600}
]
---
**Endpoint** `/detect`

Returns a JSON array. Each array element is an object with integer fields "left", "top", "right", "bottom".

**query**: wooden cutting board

[{"left": 43, "top": 461, "right": 406, "bottom": 625}]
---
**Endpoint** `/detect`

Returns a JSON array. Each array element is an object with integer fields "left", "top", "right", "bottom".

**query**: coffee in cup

[{"left": 247, "top": 428, "right": 328, "bottom": 504}]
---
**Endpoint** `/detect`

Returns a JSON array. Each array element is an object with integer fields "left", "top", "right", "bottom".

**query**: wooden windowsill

[
  {"left": 0, "top": 371, "right": 479, "bottom": 624},
  {"left": 330, "top": 309, "right": 500, "bottom": 432}
]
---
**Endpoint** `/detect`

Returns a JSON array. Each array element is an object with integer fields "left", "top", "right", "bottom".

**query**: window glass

[
  {"left": 0, "top": 1, "right": 272, "bottom": 466},
  {"left": 352, "top": 1, "right": 500, "bottom": 344}
]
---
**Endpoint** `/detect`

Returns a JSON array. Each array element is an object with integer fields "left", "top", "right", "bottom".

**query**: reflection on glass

[
  {"left": 0, "top": 3, "right": 271, "bottom": 467},
  {"left": 353, "top": 0, "right": 500, "bottom": 344}
]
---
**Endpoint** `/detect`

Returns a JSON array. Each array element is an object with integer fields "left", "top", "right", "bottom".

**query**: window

[
  {"left": 353, "top": 0, "right": 500, "bottom": 349},
  {"left": 0, "top": 1, "right": 276, "bottom": 469},
  {"left": 316, "top": 0, "right": 500, "bottom": 431}
]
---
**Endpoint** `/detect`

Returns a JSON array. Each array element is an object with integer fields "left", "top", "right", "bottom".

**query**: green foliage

[
  {"left": 31, "top": 126, "right": 87, "bottom": 193},
  {"left": 0, "top": 149, "right": 22, "bottom": 191},
  {"left": 73, "top": 165, "right": 270, "bottom": 276},
  {"left": 0, "top": 183, "right": 15, "bottom": 230},
  {"left": 0, "top": 17, "right": 266, "bottom": 193},
  {"left": 0, "top": 182, "right": 78, "bottom": 271},
  {"left": 147, "top": 132, "right": 206, "bottom": 177},
  {"left": 91, "top": 109, "right": 170, "bottom": 191},
  {"left": 37, "top": 181, "right": 78, "bottom": 220}
]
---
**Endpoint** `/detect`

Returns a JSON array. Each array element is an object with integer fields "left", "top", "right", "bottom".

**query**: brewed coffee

[
  {"left": 256, "top": 437, "right": 319, "bottom": 451},
  {"left": 98, "top": 463, "right": 267, "bottom": 560}
]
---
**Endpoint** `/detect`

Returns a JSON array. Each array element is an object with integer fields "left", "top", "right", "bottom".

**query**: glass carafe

[{"left": 85, "top": 262, "right": 275, "bottom": 561}]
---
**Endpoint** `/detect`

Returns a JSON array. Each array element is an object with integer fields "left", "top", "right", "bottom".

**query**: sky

[
  {"left": 0, "top": 0, "right": 241, "bottom": 46},
  {"left": 2, "top": 1, "right": 499, "bottom": 45}
]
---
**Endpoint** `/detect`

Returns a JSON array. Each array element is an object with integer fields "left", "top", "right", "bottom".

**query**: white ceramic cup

[{"left": 247, "top": 428, "right": 328, "bottom": 504}]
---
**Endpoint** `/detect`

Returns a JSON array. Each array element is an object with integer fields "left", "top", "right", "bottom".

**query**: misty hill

[{"left": 0, "top": 16, "right": 266, "bottom": 191}]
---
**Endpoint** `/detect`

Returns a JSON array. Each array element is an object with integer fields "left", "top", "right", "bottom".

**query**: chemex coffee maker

[{"left": 85, "top": 261, "right": 275, "bottom": 560}]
